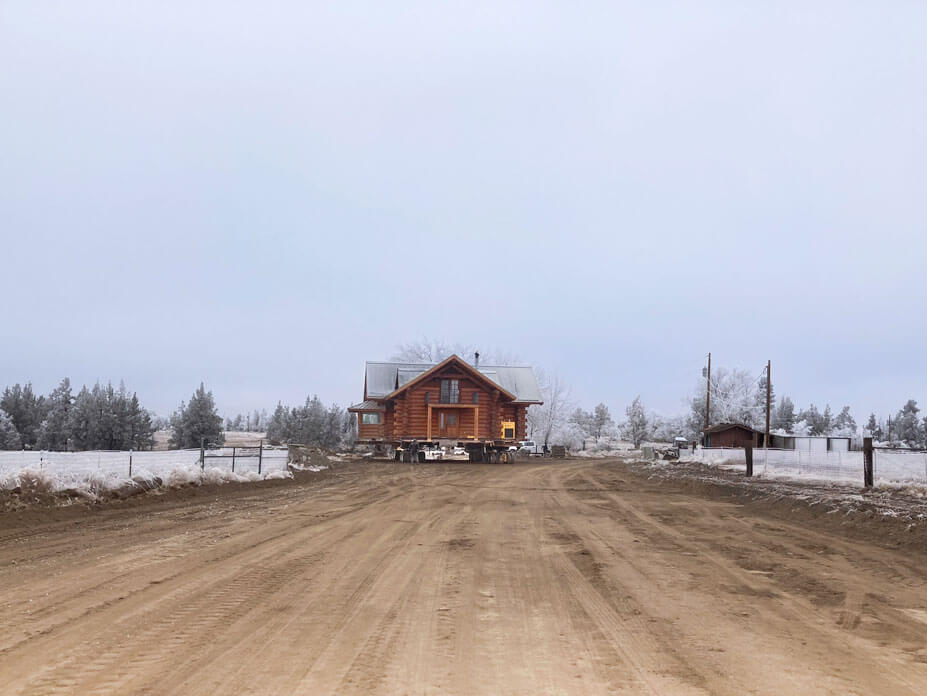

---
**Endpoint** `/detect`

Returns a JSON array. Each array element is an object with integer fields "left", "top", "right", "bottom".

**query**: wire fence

[
  {"left": 0, "top": 446, "right": 290, "bottom": 488},
  {"left": 688, "top": 447, "right": 927, "bottom": 488}
]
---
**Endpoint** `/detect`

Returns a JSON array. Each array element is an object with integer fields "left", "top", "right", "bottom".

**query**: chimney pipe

[{"left": 474, "top": 351, "right": 480, "bottom": 368}]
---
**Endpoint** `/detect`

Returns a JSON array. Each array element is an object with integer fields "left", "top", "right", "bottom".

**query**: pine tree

[
  {"left": 774, "top": 396, "right": 796, "bottom": 433},
  {"left": 0, "top": 383, "right": 48, "bottom": 447},
  {"left": 0, "top": 409, "right": 22, "bottom": 450},
  {"left": 68, "top": 386, "right": 102, "bottom": 450},
  {"left": 124, "top": 393, "right": 154, "bottom": 450},
  {"left": 894, "top": 400, "right": 921, "bottom": 447},
  {"left": 865, "top": 413, "right": 883, "bottom": 440},
  {"left": 591, "top": 403, "right": 614, "bottom": 443},
  {"left": 266, "top": 402, "right": 290, "bottom": 442},
  {"left": 37, "top": 378, "right": 74, "bottom": 450},
  {"left": 755, "top": 373, "right": 775, "bottom": 428},
  {"left": 802, "top": 404, "right": 823, "bottom": 436},
  {"left": 322, "top": 404, "right": 345, "bottom": 449},
  {"left": 170, "top": 384, "right": 225, "bottom": 449},
  {"left": 831, "top": 406, "right": 857, "bottom": 437}
]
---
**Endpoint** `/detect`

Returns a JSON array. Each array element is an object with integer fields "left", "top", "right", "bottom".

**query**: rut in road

[{"left": 1, "top": 460, "right": 926, "bottom": 695}]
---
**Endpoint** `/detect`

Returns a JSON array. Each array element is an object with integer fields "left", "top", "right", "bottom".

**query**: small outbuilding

[{"left": 702, "top": 423, "right": 770, "bottom": 448}]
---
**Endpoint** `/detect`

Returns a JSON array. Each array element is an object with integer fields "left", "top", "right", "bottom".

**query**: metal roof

[
  {"left": 702, "top": 423, "right": 764, "bottom": 434},
  {"left": 364, "top": 359, "right": 543, "bottom": 403},
  {"left": 348, "top": 400, "right": 386, "bottom": 412}
]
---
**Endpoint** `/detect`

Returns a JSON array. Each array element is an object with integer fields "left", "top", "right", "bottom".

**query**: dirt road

[{"left": 1, "top": 459, "right": 926, "bottom": 695}]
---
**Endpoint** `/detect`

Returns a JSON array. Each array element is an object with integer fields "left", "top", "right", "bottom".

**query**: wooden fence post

[
  {"left": 129, "top": 450, "right": 133, "bottom": 478},
  {"left": 258, "top": 440, "right": 263, "bottom": 475},
  {"left": 200, "top": 438, "right": 205, "bottom": 471},
  {"left": 863, "top": 437, "right": 873, "bottom": 488},
  {"left": 231, "top": 446, "right": 236, "bottom": 473},
  {"left": 745, "top": 444, "right": 753, "bottom": 477}
]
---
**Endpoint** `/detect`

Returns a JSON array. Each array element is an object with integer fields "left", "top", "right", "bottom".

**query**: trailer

[{"left": 394, "top": 437, "right": 520, "bottom": 464}]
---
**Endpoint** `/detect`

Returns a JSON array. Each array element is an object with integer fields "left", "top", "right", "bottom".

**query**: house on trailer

[
  {"left": 702, "top": 423, "right": 771, "bottom": 448},
  {"left": 348, "top": 354, "right": 543, "bottom": 457}
]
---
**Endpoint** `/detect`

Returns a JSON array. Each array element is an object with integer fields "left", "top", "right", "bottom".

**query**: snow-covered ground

[
  {"left": 0, "top": 447, "right": 292, "bottom": 497},
  {"left": 684, "top": 447, "right": 927, "bottom": 488}
]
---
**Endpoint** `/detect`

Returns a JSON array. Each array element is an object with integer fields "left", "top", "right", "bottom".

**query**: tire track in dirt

[
  {"left": 3, "top": 460, "right": 927, "bottom": 695},
  {"left": 571, "top": 464, "right": 927, "bottom": 694}
]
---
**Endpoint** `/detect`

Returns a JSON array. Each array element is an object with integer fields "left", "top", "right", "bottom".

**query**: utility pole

[
  {"left": 704, "top": 352, "right": 712, "bottom": 436},
  {"left": 765, "top": 360, "right": 771, "bottom": 450}
]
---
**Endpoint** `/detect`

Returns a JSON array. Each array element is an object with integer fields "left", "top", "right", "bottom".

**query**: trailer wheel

[
  {"left": 487, "top": 450, "right": 498, "bottom": 464},
  {"left": 417, "top": 451, "right": 426, "bottom": 463}
]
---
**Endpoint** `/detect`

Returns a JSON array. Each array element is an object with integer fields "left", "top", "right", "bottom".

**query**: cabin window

[
  {"left": 361, "top": 413, "right": 381, "bottom": 425},
  {"left": 472, "top": 392, "right": 479, "bottom": 404},
  {"left": 424, "top": 392, "right": 430, "bottom": 403},
  {"left": 440, "top": 379, "right": 459, "bottom": 403}
]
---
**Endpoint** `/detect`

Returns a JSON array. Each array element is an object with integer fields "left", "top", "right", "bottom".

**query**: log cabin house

[{"left": 349, "top": 355, "right": 543, "bottom": 451}]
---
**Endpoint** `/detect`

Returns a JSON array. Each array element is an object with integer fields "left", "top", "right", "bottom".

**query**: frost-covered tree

[
  {"left": 341, "top": 411, "right": 357, "bottom": 449},
  {"left": 0, "top": 383, "right": 47, "bottom": 448},
  {"left": 754, "top": 371, "right": 775, "bottom": 427},
  {"left": 650, "top": 413, "right": 685, "bottom": 443},
  {"left": 773, "top": 396, "right": 796, "bottom": 433},
  {"left": 865, "top": 413, "right": 883, "bottom": 440},
  {"left": 893, "top": 400, "right": 922, "bottom": 447},
  {"left": 64, "top": 382, "right": 154, "bottom": 451},
  {"left": 687, "top": 366, "right": 761, "bottom": 434},
  {"left": 266, "top": 402, "right": 290, "bottom": 443},
  {"left": 391, "top": 339, "right": 520, "bottom": 366},
  {"left": 798, "top": 404, "right": 823, "bottom": 435},
  {"left": 37, "top": 378, "right": 74, "bottom": 451},
  {"left": 526, "top": 369, "right": 572, "bottom": 447},
  {"left": 623, "top": 396, "right": 649, "bottom": 448},
  {"left": 590, "top": 403, "right": 613, "bottom": 443},
  {"left": 568, "top": 408, "right": 593, "bottom": 444},
  {"left": 68, "top": 386, "right": 102, "bottom": 450},
  {"left": 170, "top": 383, "right": 224, "bottom": 449},
  {"left": 831, "top": 406, "right": 857, "bottom": 437},
  {"left": 0, "top": 409, "right": 22, "bottom": 450},
  {"left": 263, "top": 396, "right": 351, "bottom": 449},
  {"left": 124, "top": 392, "right": 155, "bottom": 450},
  {"left": 791, "top": 417, "right": 811, "bottom": 436}
]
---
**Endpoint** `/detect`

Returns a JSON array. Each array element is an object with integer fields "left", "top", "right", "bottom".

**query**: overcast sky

[{"left": 1, "top": 2, "right": 925, "bottom": 422}]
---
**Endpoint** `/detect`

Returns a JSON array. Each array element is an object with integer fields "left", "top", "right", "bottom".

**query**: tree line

[
  {"left": 224, "top": 410, "right": 269, "bottom": 432},
  {"left": 0, "top": 378, "right": 357, "bottom": 453},
  {"left": 0, "top": 379, "right": 155, "bottom": 452},
  {"left": 266, "top": 396, "right": 355, "bottom": 450},
  {"left": 678, "top": 365, "right": 927, "bottom": 447}
]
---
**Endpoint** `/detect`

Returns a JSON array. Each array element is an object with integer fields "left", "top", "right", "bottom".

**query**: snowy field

[
  {"left": 0, "top": 447, "right": 291, "bottom": 495},
  {"left": 686, "top": 447, "right": 927, "bottom": 488}
]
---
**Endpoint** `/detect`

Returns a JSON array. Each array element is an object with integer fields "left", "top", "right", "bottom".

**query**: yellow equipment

[{"left": 501, "top": 421, "right": 515, "bottom": 439}]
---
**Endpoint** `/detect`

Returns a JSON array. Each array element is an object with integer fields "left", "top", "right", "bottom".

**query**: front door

[{"left": 437, "top": 411, "right": 459, "bottom": 438}]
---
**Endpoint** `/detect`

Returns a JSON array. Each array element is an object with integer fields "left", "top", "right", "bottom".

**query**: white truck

[{"left": 517, "top": 440, "right": 547, "bottom": 456}]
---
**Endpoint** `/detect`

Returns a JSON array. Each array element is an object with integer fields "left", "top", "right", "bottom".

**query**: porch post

[{"left": 426, "top": 405, "right": 432, "bottom": 440}]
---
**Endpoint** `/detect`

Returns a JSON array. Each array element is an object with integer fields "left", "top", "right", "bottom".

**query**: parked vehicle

[{"left": 518, "top": 441, "right": 547, "bottom": 456}]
